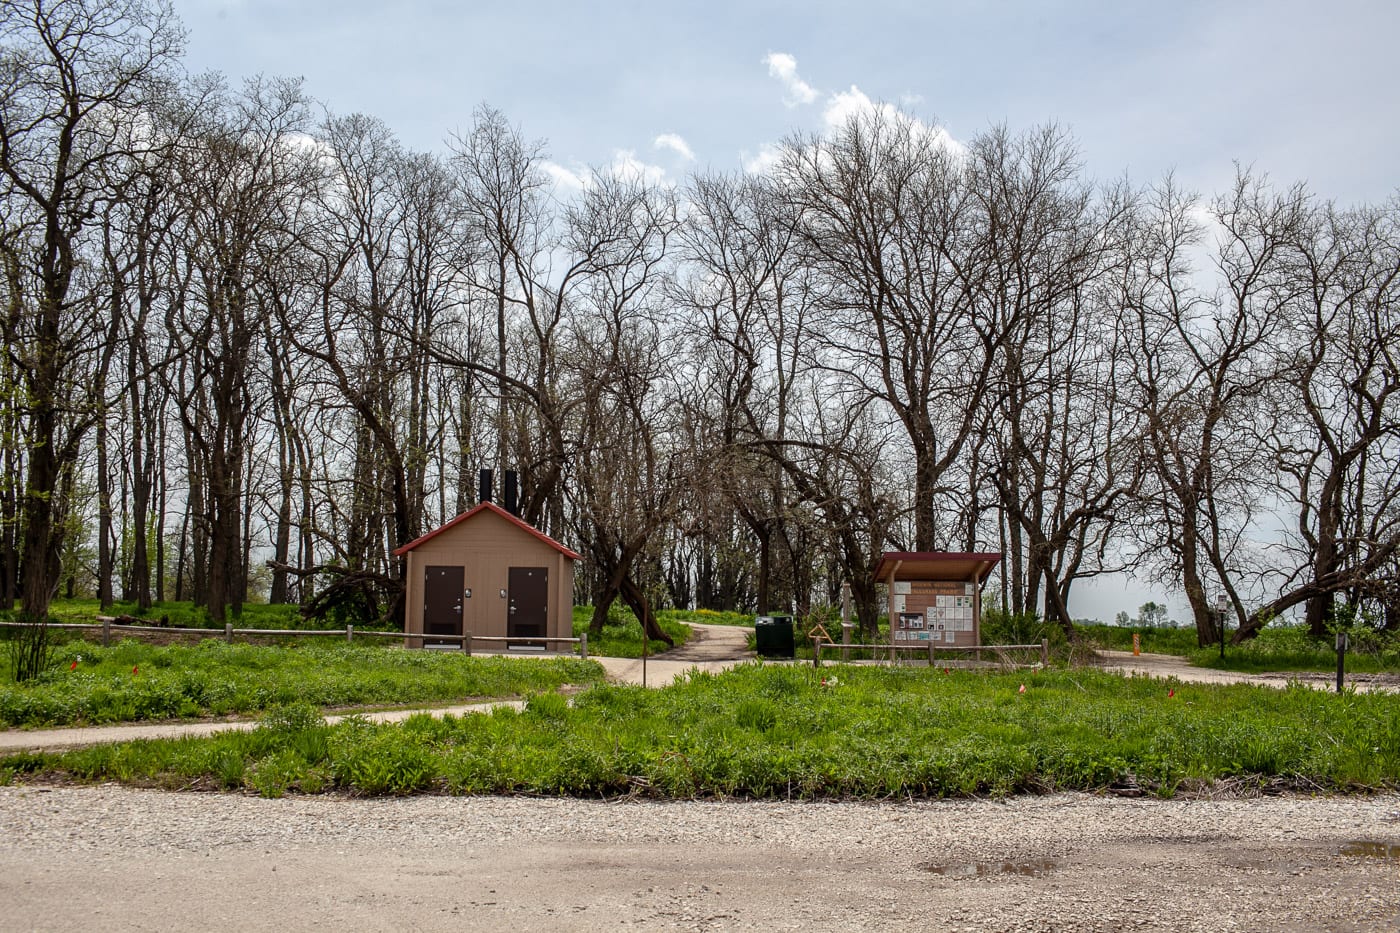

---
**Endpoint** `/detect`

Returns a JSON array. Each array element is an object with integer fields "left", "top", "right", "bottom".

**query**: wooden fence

[
  {"left": 811, "top": 635, "right": 1048, "bottom": 670},
  {"left": 0, "top": 618, "right": 587, "bottom": 659}
]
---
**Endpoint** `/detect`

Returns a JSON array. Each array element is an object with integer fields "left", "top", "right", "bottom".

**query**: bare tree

[
  {"left": 1251, "top": 186, "right": 1400, "bottom": 638},
  {"left": 163, "top": 74, "right": 318, "bottom": 624},
  {"left": 1121, "top": 177, "right": 1284, "bottom": 644},
  {"left": 0, "top": 0, "right": 181, "bottom": 629},
  {"left": 776, "top": 110, "right": 996, "bottom": 554},
  {"left": 558, "top": 172, "right": 680, "bottom": 644},
  {"left": 971, "top": 127, "right": 1138, "bottom": 635}
]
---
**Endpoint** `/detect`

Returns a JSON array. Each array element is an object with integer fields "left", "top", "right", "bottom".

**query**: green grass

[
  {"left": 0, "top": 639, "right": 605, "bottom": 727},
  {"left": 1074, "top": 621, "right": 1202, "bottom": 656},
  {"left": 2, "top": 599, "right": 312, "bottom": 630},
  {"left": 1073, "top": 619, "right": 1400, "bottom": 675},
  {"left": 6, "top": 663, "right": 1394, "bottom": 799},
  {"left": 571, "top": 606, "right": 692, "bottom": 658},
  {"left": 658, "top": 608, "right": 755, "bottom": 627},
  {"left": 1191, "top": 625, "right": 1400, "bottom": 674}
]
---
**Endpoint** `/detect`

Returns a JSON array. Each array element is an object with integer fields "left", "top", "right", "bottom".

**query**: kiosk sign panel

[{"left": 891, "top": 581, "right": 978, "bottom": 647}]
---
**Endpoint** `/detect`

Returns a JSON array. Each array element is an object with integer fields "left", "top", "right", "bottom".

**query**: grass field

[
  {"left": 0, "top": 640, "right": 605, "bottom": 728},
  {"left": 570, "top": 606, "right": 693, "bottom": 658},
  {"left": 5, "top": 663, "right": 1394, "bottom": 799},
  {"left": 1191, "top": 625, "right": 1400, "bottom": 674},
  {"left": 3, "top": 599, "right": 315, "bottom": 630}
]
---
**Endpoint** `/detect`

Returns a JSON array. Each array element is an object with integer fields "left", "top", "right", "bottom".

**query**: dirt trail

[
  {"left": 588, "top": 622, "right": 754, "bottom": 689},
  {"left": 1097, "top": 649, "right": 1399, "bottom": 693},
  {"left": 0, "top": 700, "right": 526, "bottom": 753}
]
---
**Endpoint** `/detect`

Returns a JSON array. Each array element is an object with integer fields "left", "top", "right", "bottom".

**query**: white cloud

[
  {"left": 742, "top": 143, "right": 783, "bottom": 176},
  {"left": 822, "top": 84, "right": 964, "bottom": 157},
  {"left": 653, "top": 133, "right": 695, "bottom": 161},
  {"left": 542, "top": 160, "right": 588, "bottom": 191},
  {"left": 822, "top": 84, "right": 888, "bottom": 130},
  {"left": 764, "top": 51, "right": 818, "bottom": 107},
  {"left": 609, "top": 149, "right": 669, "bottom": 186}
]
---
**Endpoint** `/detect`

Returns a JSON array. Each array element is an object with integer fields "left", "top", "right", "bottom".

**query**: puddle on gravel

[
  {"left": 1339, "top": 841, "right": 1400, "bottom": 860},
  {"left": 920, "top": 858, "right": 1058, "bottom": 879}
]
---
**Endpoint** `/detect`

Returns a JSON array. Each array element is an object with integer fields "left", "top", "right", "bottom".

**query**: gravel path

[{"left": 1, "top": 785, "right": 1397, "bottom": 931}]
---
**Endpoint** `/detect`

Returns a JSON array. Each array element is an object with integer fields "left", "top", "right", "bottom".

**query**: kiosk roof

[{"left": 874, "top": 552, "right": 1002, "bottom": 583}]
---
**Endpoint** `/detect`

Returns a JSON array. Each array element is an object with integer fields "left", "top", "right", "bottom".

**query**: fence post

[
  {"left": 463, "top": 632, "right": 472, "bottom": 655},
  {"left": 225, "top": 622, "right": 233, "bottom": 644},
  {"left": 101, "top": 616, "right": 111, "bottom": 648},
  {"left": 929, "top": 640, "right": 935, "bottom": 667},
  {"left": 1041, "top": 638, "right": 1048, "bottom": 668},
  {"left": 579, "top": 632, "right": 587, "bottom": 660},
  {"left": 813, "top": 637, "right": 822, "bottom": 668},
  {"left": 346, "top": 624, "right": 354, "bottom": 644}
]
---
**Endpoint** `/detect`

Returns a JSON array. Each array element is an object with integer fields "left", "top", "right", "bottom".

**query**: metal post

[
  {"left": 1216, "top": 594, "right": 1229, "bottom": 661},
  {"left": 580, "top": 632, "right": 588, "bottom": 660},
  {"left": 1041, "top": 638, "right": 1048, "bottom": 668},
  {"left": 642, "top": 628, "right": 648, "bottom": 688},
  {"left": 1335, "top": 632, "right": 1347, "bottom": 693},
  {"left": 346, "top": 624, "right": 354, "bottom": 644},
  {"left": 225, "top": 622, "right": 233, "bottom": 644},
  {"left": 101, "top": 616, "right": 111, "bottom": 648},
  {"left": 813, "top": 636, "right": 822, "bottom": 668},
  {"left": 464, "top": 632, "right": 473, "bottom": 656}
]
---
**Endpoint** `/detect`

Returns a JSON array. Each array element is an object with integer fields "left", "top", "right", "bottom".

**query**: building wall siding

[{"left": 403, "top": 509, "right": 576, "bottom": 646}]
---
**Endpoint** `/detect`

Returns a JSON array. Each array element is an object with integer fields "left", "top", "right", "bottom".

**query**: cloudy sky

[
  {"left": 176, "top": 0, "right": 1397, "bottom": 621},
  {"left": 180, "top": 0, "right": 1398, "bottom": 203}
]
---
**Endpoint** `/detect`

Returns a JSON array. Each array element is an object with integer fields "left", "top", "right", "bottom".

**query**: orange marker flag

[
  {"left": 1167, "top": 688, "right": 1175, "bottom": 698},
  {"left": 132, "top": 665, "right": 139, "bottom": 675},
  {"left": 70, "top": 660, "right": 78, "bottom": 671}
]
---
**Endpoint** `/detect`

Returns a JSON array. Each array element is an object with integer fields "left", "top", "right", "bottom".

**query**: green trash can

[{"left": 754, "top": 615, "right": 795, "bottom": 658}]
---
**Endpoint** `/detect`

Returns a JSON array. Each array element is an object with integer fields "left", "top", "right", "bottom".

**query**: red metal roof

[
  {"left": 392, "top": 501, "right": 582, "bottom": 560},
  {"left": 874, "top": 551, "right": 1003, "bottom": 583}
]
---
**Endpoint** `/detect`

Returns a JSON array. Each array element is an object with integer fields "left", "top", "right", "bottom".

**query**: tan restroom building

[{"left": 394, "top": 502, "right": 579, "bottom": 649}]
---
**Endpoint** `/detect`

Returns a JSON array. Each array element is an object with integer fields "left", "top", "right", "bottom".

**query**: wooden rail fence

[
  {"left": 0, "top": 618, "right": 587, "bottom": 659},
  {"left": 811, "top": 636, "right": 1048, "bottom": 669}
]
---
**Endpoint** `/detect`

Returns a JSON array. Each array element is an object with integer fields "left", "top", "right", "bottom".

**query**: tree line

[{"left": 3, "top": 0, "right": 1398, "bottom": 649}]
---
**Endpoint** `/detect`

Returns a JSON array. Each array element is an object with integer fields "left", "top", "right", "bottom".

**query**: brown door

[
  {"left": 508, "top": 566, "right": 548, "bottom": 645},
  {"left": 423, "top": 565, "right": 464, "bottom": 647}
]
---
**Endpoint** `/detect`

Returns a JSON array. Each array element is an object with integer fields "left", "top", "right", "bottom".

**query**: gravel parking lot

[{"left": 2, "top": 785, "right": 1398, "bottom": 932}]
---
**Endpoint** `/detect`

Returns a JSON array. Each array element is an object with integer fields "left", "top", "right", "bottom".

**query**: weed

[
  {"left": 10, "top": 665, "right": 1396, "bottom": 800},
  {"left": 0, "top": 641, "right": 606, "bottom": 727}
]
